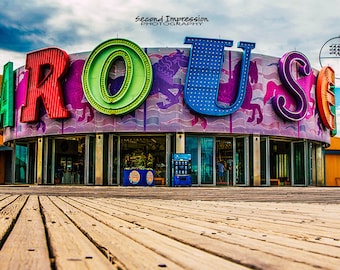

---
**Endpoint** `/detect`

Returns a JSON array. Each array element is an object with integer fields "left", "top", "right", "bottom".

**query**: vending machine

[{"left": 172, "top": 153, "right": 192, "bottom": 186}]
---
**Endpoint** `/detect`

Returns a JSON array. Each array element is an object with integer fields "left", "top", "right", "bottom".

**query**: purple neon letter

[{"left": 273, "top": 51, "right": 311, "bottom": 121}]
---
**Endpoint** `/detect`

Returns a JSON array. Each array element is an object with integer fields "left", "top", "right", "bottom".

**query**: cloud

[
  {"left": 0, "top": 1, "right": 56, "bottom": 52},
  {"left": 1, "top": 0, "right": 340, "bottom": 72}
]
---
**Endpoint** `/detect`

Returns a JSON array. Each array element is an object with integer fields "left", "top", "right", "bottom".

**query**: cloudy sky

[{"left": 1, "top": 0, "right": 340, "bottom": 72}]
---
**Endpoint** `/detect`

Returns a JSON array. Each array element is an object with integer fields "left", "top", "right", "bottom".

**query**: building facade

[{"left": 0, "top": 37, "right": 336, "bottom": 186}]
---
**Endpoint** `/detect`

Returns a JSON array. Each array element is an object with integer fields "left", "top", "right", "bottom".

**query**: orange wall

[
  {"left": 325, "top": 137, "right": 340, "bottom": 186},
  {"left": 327, "top": 137, "right": 340, "bottom": 150}
]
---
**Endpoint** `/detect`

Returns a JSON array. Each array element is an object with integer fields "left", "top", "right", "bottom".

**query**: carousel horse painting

[
  {"left": 63, "top": 59, "right": 94, "bottom": 122},
  {"left": 150, "top": 49, "right": 189, "bottom": 109},
  {"left": 217, "top": 60, "right": 262, "bottom": 124}
]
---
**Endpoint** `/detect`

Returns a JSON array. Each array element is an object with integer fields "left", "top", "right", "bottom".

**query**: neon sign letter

[
  {"left": 316, "top": 66, "right": 336, "bottom": 134},
  {"left": 273, "top": 52, "right": 310, "bottom": 121},
  {"left": 21, "top": 48, "right": 70, "bottom": 122},
  {"left": 0, "top": 62, "right": 14, "bottom": 127},
  {"left": 184, "top": 37, "right": 255, "bottom": 116},
  {"left": 82, "top": 39, "right": 153, "bottom": 115}
]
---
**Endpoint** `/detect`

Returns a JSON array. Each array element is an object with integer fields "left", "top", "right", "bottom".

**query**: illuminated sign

[
  {"left": 0, "top": 62, "right": 14, "bottom": 128},
  {"left": 0, "top": 36, "right": 336, "bottom": 135},
  {"left": 82, "top": 39, "right": 153, "bottom": 115},
  {"left": 21, "top": 48, "right": 70, "bottom": 122},
  {"left": 274, "top": 51, "right": 310, "bottom": 121},
  {"left": 184, "top": 37, "right": 255, "bottom": 116},
  {"left": 316, "top": 66, "right": 336, "bottom": 135}
]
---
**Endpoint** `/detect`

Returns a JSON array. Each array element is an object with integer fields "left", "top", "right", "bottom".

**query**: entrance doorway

[
  {"left": 292, "top": 141, "right": 308, "bottom": 186},
  {"left": 269, "top": 140, "right": 309, "bottom": 186},
  {"left": 270, "top": 140, "right": 291, "bottom": 186},
  {"left": 120, "top": 136, "right": 167, "bottom": 186},
  {"left": 186, "top": 136, "right": 214, "bottom": 186},
  {"left": 216, "top": 138, "right": 233, "bottom": 185},
  {"left": 215, "top": 136, "right": 249, "bottom": 186},
  {"left": 54, "top": 137, "right": 86, "bottom": 184},
  {"left": 15, "top": 142, "right": 36, "bottom": 184}
]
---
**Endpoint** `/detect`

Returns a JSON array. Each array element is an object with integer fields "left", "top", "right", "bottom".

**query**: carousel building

[{"left": 0, "top": 37, "right": 336, "bottom": 186}]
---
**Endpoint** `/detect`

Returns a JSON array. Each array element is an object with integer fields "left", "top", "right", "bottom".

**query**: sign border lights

[
  {"left": 82, "top": 38, "right": 153, "bottom": 115},
  {"left": 183, "top": 37, "right": 255, "bottom": 116}
]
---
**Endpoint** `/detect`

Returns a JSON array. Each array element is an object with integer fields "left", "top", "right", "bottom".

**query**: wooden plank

[
  {"left": 122, "top": 198, "right": 340, "bottom": 248},
  {"left": 0, "top": 194, "right": 11, "bottom": 201},
  {"left": 0, "top": 195, "right": 50, "bottom": 270},
  {"left": 39, "top": 196, "right": 115, "bottom": 270},
  {"left": 67, "top": 196, "right": 318, "bottom": 270},
  {"left": 0, "top": 195, "right": 27, "bottom": 245},
  {"left": 0, "top": 194, "right": 20, "bottom": 209},
  {"left": 52, "top": 196, "right": 246, "bottom": 270},
  {"left": 48, "top": 196, "right": 183, "bottom": 270},
  {"left": 112, "top": 198, "right": 340, "bottom": 243},
  {"left": 78, "top": 197, "right": 340, "bottom": 269}
]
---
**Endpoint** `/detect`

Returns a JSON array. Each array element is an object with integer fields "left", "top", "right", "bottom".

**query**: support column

[
  {"left": 95, "top": 134, "right": 103, "bottom": 185},
  {"left": 36, "top": 137, "right": 43, "bottom": 184},
  {"left": 316, "top": 144, "right": 325, "bottom": 186},
  {"left": 253, "top": 135, "right": 261, "bottom": 186},
  {"left": 176, "top": 133, "right": 185, "bottom": 153}
]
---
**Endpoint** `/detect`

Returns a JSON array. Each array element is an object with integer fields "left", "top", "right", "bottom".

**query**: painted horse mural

[
  {"left": 63, "top": 60, "right": 94, "bottom": 122},
  {"left": 150, "top": 49, "right": 189, "bottom": 109},
  {"left": 217, "top": 60, "right": 262, "bottom": 124}
]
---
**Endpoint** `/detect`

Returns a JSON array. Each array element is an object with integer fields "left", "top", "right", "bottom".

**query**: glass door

[
  {"left": 216, "top": 137, "right": 233, "bottom": 185},
  {"left": 234, "top": 137, "right": 249, "bottom": 186},
  {"left": 15, "top": 143, "right": 28, "bottom": 184},
  {"left": 260, "top": 137, "right": 270, "bottom": 185},
  {"left": 85, "top": 135, "right": 95, "bottom": 184},
  {"left": 185, "top": 136, "right": 198, "bottom": 185},
  {"left": 107, "top": 134, "right": 119, "bottom": 185},
  {"left": 292, "top": 141, "right": 308, "bottom": 186},
  {"left": 200, "top": 137, "right": 214, "bottom": 185},
  {"left": 185, "top": 136, "right": 215, "bottom": 186}
]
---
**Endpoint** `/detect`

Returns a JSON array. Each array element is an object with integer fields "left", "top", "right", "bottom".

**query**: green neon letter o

[{"left": 82, "top": 38, "right": 153, "bottom": 115}]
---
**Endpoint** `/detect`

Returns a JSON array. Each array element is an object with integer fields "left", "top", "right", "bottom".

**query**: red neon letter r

[{"left": 21, "top": 48, "right": 70, "bottom": 122}]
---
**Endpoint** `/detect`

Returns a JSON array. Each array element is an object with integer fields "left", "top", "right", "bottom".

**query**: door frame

[
  {"left": 233, "top": 136, "right": 249, "bottom": 186},
  {"left": 291, "top": 140, "right": 309, "bottom": 186}
]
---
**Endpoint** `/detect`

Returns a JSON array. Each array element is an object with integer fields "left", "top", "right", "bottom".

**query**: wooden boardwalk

[{"left": 0, "top": 186, "right": 340, "bottom": 269}]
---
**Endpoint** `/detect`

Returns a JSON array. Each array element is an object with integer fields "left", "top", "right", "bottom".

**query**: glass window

[
  {"left": 120, "top": 136, "right": 166, "bottom": 185},
  {"left": 216, "top": 138, "right": 233, "bottom": 186},
  {"left": 236, "top": 138, "right": 245, "bottom": 185},
  {"left": 15, "top": 144, "right": 27, "bottom": 183},
  {"left": 293, "top": 142, "right": 306, "bottom": 185},
  {"left": 54, "top": 137, "right": 85, "bottom": 184},
  {"left": 185, "top": 136, "right": 198, "bottom": 185},
  {"left": 270, "top": 140, "right": 291, "bottom": 186},
  {"left": 260, "top": 138, "right": 268, "bottom": 185},
  {"left": 200, "top": 137, "right": 214, "bottom": 185}
]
